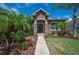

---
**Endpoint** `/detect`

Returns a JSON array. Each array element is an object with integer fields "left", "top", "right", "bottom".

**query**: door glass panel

[{"left": 37, "top": 20, "right": 45, "bottom": 33}]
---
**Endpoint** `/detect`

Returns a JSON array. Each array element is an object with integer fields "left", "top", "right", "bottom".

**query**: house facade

[{"left": 32, "top": 8, "right": 65, "bottom": 35}]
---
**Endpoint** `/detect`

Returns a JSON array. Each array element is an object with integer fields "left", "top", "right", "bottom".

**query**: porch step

[{"left": 37, "top": 33, "right": 45, "bottom": 36}]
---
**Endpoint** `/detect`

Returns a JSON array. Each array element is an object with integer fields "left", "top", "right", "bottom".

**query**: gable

[
  {"left": 32, "top": 8, "right": 49, "bottom": 16},
  {"left": 37, "top": 14, "right": 46, "bottom": 19},
  {"left": 32, "top": 8, "right": 49, "bottom": 21}
]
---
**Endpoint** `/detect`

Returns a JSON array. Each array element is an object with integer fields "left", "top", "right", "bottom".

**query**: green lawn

[{"left": 46, "top": 38, "right": 79, "bottom": 55}]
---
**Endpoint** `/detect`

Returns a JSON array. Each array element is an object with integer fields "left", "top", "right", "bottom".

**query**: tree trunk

[
  {"left": 2, "top": 34, "right": 10, "bottom": 55},
  {"left": 73, "top": 7, "right": 77, "bottom": 38},
  {"left": 1, "top": 33, "right": 13, "bottom": 55}
]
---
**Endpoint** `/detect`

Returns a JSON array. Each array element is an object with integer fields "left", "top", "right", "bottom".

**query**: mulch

[
  {"left": 0, "top": 35, "right": 37, "bottom": 55},
  {"left": 45, "top": 34, "right": 79, "bottom": 40}
]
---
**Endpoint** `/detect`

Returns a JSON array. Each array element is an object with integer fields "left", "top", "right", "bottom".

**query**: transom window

[{"left": 37, "top": 20, "right": 44, "bottom": 24}]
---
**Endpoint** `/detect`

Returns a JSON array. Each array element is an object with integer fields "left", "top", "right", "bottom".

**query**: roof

[
  {"left": 48, "top": 18, "right": 66, "bottom": 21},
  {"left": 32, "top": 8, "right": 49, "bottom": 15}
]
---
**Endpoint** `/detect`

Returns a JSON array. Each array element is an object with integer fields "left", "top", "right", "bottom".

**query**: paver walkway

[{"left": 34, "top": 34, "right": 50, "bottom": 55}]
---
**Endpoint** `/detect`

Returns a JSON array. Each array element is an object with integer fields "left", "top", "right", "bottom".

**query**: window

[
  {"left": 76, "top": 23, "right": 79, "bottom": 30},
  {"left": 77, "top": 23, "right": 79, "bottom": 27},
  {"left": 51, "top": 22, "right": 57, "bottom": 30},
  {"left": 77, "top": 27, "right": 79, "bottom": 29},
  {"left": 50, "top": 22, "right": 60, "bottom": 31}
]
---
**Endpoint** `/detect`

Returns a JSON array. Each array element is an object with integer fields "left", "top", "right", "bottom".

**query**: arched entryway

[{"left": 37, "top": 20, "right": 45, "bottom": 33}]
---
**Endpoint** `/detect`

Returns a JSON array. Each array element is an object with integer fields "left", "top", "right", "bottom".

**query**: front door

[{"left": 37, "top": 20, "right": 45, "bottom": 33}]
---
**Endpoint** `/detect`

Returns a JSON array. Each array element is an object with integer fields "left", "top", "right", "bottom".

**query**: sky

[{"left": 0, "top": 3, "right": 79, "bottom": 21}]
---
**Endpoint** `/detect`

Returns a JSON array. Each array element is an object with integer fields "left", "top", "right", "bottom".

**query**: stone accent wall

[
  {"left": 37, "top": 14, "right": 46, "bottom": 19},
  {"left": 32, "top": 9, "right": 51, "bottom": 35},
  {"left": 34, "top": 20, "right": 37, "bottom": 35},
  {"left": 45, "top": 20, "right": 48, "bottom": 34},
  {"left": 33, "top": 13, "right": 49, "bottom": 35}
]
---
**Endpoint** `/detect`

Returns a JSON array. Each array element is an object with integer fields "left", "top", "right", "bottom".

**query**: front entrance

[{"left": 37, "top": 20, "right": 45, "bottom": 33}]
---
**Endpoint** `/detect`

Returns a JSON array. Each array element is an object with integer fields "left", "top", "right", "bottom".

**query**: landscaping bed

[
  {"left": 0, "top": 35, "right": 37, "bottom": 55},
  {"left": 46, "top": 37, "right": 79, "bottom": 55},
  {"left": 45, "top": 32, "right": 79, "bottom": 40}
]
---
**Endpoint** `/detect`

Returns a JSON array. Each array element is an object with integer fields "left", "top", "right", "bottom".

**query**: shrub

[
  {"left": 68, "top": 32, "right": 73, "bottom": 36},
  {"left": 20, "top": 41, "right": 30, "bottom": 50},
  {"left": 76, "top": 32, "right": 79, "bottom": 35},
  {"left": 53, "top": 31, "right": 58, "bottom": 37},
  {"left": 14, "top": 31, "right": 26, "bottom": 43}
]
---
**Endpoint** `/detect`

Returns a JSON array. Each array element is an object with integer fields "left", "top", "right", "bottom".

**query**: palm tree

[
  {"left": 0, "top": 8, "right": 32, "bottom": 54},
  {"left": 55, "top": 21, "right": 68, "bottom": 36},
  {"left": 53, "top": 3, "right": 79, "bottom": 37}
]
